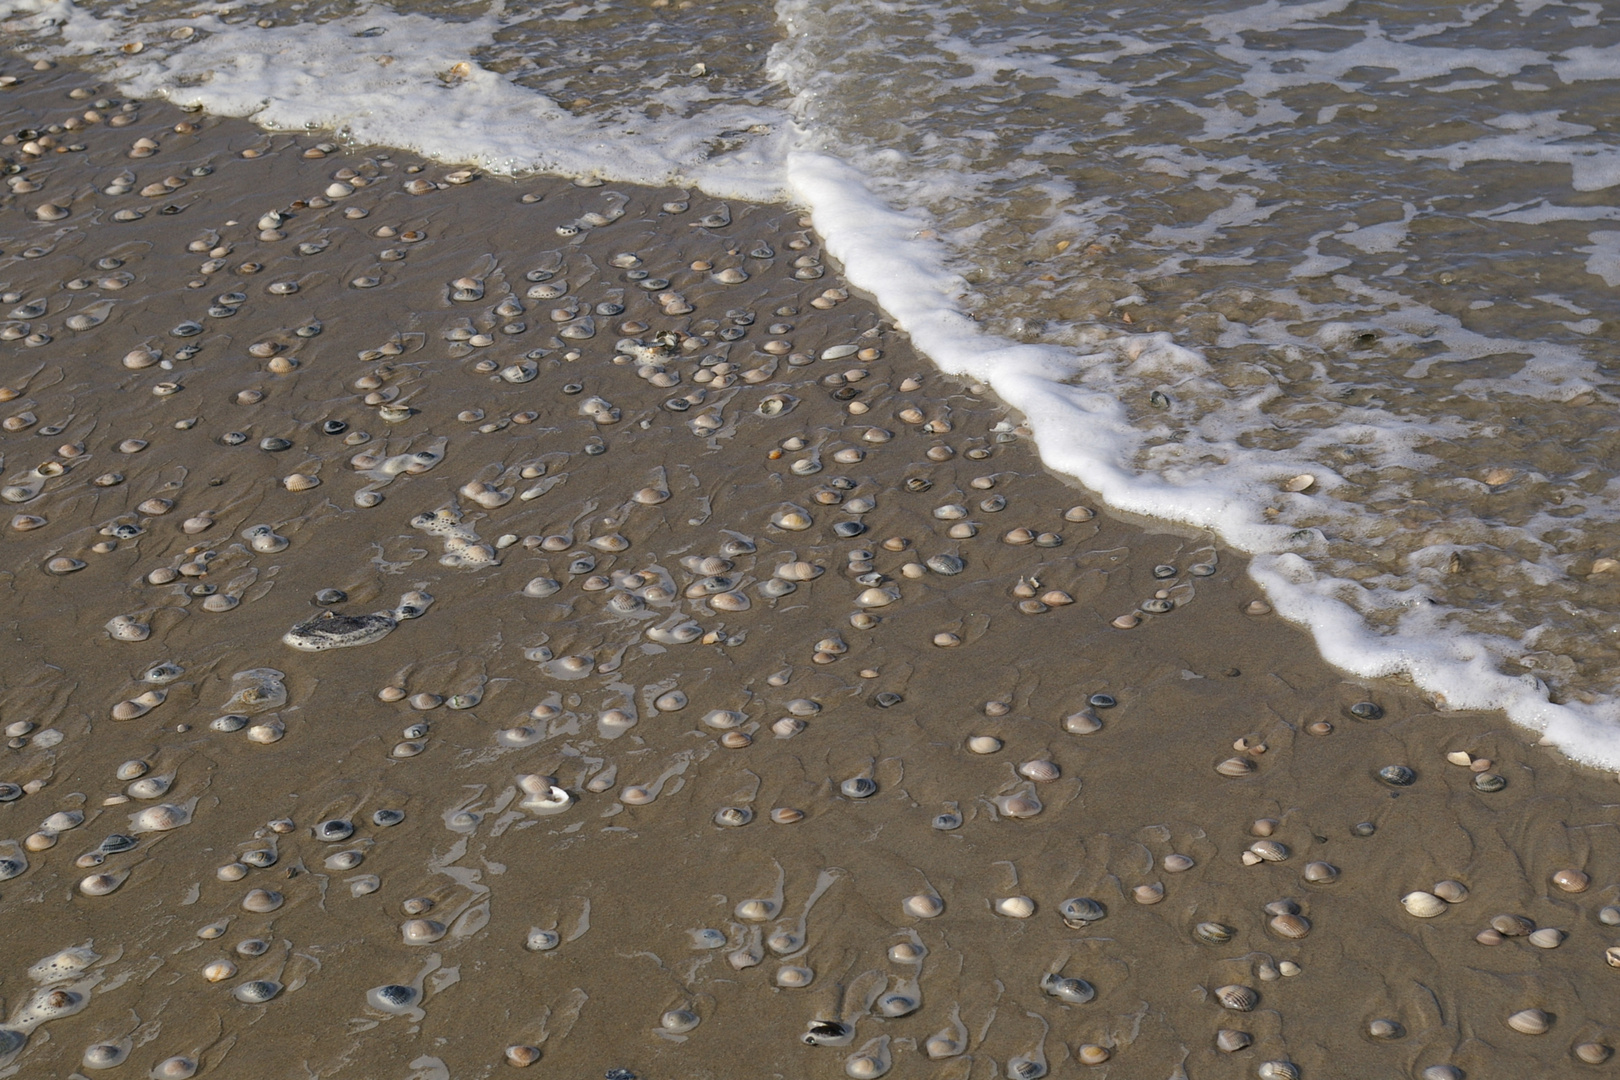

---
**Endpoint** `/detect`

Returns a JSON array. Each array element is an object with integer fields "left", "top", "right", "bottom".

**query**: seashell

[
  {"left": 966, "top": 735, "right": 1002, "bottom": 754},
  {"left": 855, "top": 587, "right": 898, "bottom": 608},
  {"left": 1215, "top": 984, "right": 1258, "bottom": 1011},
  {"left": 996, "top": 792, "right": 1042, "bottom": 818},
  {"left": 1576, "top": 1043, "right": 1614, "bottom": 1065},
  {"left": 903, "top": 894, "right": 944, "bottom": 919},
  {"left": 1063, "top": 709, "right": 1102, "bottom": 734},
  {"left": 1018, "top": 759, "right": 1059, "bottom": 781},
  {"left": 1215, "top": 756, "right": 1254, "bottom": 777},
  {"left": 82, "top": 1041, "right": 129, "bottom": 1069},
  {"left": 703, "top": 709, "right": 746, "bottom": 730},
  {"left": 776, "top": 965, "right": 813, "bottom": 988},
  {"left": 1491, "top": 913, "right": 1534, "bottom": 936},
  {"left": 1506, "top": 1008, "right": 1550, "bottom": 1035},
  {"left": 1194, "top": 921, "right": 1234, "bottom": 945},
  {"left": 1249, "top": 840, "right": 1289, "bottom": 862},
  {"left": 875, "top": 992, "right": 917, "bottom": 1017},
  {"left": 402, "top": 918, "right": 446, "bottom": 944},
  {"left": 1601, "top": 905, "right": 1620, "bottom": 926},
  {"left": 1526, "top": 927, "right": 1564, "bottom": 948},
  {"left": 1432, "top": 879, "right": 1468, "bottom": 903},
  {"left": 1164, "top": 853, "right": 1195, "bottom": 872},
  {"left": 1473, "top": 772, "right": 1506, "bottom": 792},
  {"left": 995, "top": 896, "right": 1035, "bottom": 918},
  {"left": 42, "top": 809, "right": 84, "bottom": 832},
  {"left": 526, "top": 928, "right": 561, "bottom": 952},
  {"left": 1258, "top": 1062, "right": 1300, "bottom": 1080},
  {"left": 661, "top": 1008, "right": 700, "bottom": 1033},
  {"left": 771, "top": 807, "right": 804, "bottom": 824},
  {"left": 242, "top": 888, "right": 283, "bottom": 913},
  {"left": 841, "top": 777, "right": 877, "bottom": 798},
  {"left": 1040, "top": 973, "right": 1095, "bottom": 1004},
  {"left": 152, "top": 1056, "right": 199, "bottom": 1078},
  {"left": 1302, "top": 861, "right": 1339, "bottom": 884},
  {"left": 232, "top": 979, "right": 282, "bottom": 1003},
  {"left": 314, "top": 819, "right": 355, "bottom": 842},
  {"left": 1132, "top": 882, "right": 1164, "bottom": 904},
  {"left": 714, "top": 806, "right": 753, "bottom": 827},
  {"left": 133, "top": 803, "right": 190, "bottom": 831},
  {"left": 1367, "top": 1019, "right": 1404, "bottom": 1039},
  {"left": 735, "top": 898, "right": 778, "bottom": 921},
  {"left": 79, "top": 872, "right": 126, "bottom": 895},
  {"left": 776, "top": 560, "right": 823, "bottom": 581},
  {"left": 1215, "top": 1029, "right": 1252, "bottom": 1052},
  {"left": 1378, "top": 764, "right": 1416, "bottom": 786},
  {"left": 368, "top": 983, "right": 422, "bottom": 1012},
  {"left": 1060, "top": 897, "right": 1107, "bottom": 925},
  {"left": 620, "top": 786, "right": 653, "bottom": 805},
  {"left": 1401, "top": 891, "right": 1447, "bottom": 918},
  {"left": 204, "top": 959, "right": 239, "bottom": 982},
  {"left": 1552, "top": 868, "right": 1590, "bottom": 893},
  {"left": 925, "top": 1033, "right": 964, "bottom": 1059},
  {"left": 1270, "top": 913, "right": 1311, "bottom": 938}
]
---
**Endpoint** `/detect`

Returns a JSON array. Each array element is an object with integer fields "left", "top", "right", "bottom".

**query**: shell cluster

[{"left": 0, "top": 58, "right": 1605, "bottom": 1080}]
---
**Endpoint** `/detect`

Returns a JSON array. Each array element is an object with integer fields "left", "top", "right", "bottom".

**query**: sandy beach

[{"left": 4, "top": 53, "right": 1620, "bottom": 1080}]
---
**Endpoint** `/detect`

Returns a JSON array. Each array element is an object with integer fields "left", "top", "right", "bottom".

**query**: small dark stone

[
  {"left": 605, "top": 1069, "right": 637, "bottom": 1080},
  {"left": 320, "top": 419, "right": 348, "bottom": 435}
]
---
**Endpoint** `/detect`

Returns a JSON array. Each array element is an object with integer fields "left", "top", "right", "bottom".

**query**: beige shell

[
  {"left": 1214, "top": 984, "right": 1258, "bottom": 1011},
  {"left": 1526, "top": 927, "right": 1564, "bottom": 949},
  {"left": 1506, "top": 1008, "right": 1550, "bottom": 1035},
  {"left": 1270, "top": 913, "right": 1311, "bottom": 939},
  {"left": 966, "top": 736, "right": 1002, "bottom": 755},
  {"left": 1302, "top": 861, "right": 1340, "bottom": 884},
  {"left": 1017, "top": 759, "right": 1060, "bottom": 782},
  {"left": 1133, "top": 882, "right": 1165, "bottom": 905},
  {"left": 1432, "top": 879, "right": 1469, "bottom": 903},
  {"left": 775, "top": 560, "right": 822, "bottom": 581},
  {"left": 242, "top": 888, "right": 283, "bottom": 913},
  {"left": 1552, "top": 868, "right": 1591, "bottom": 893},
  {"left": 1215, "top": 756, "right": 1255, "bottom": 777}
]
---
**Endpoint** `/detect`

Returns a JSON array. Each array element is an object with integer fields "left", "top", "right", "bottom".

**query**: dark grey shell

[{"left": 282, "top": 610, "right": 397, "bottom": 651}]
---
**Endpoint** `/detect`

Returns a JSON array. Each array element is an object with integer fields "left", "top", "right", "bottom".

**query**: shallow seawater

[{"left": 3, "top": 0, "right": 1620, "bottom": 750}]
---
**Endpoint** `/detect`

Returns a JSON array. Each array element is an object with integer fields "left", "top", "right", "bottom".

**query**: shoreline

[{"left": 2, "top": 53, "right": 1620, "bottom": 1080}]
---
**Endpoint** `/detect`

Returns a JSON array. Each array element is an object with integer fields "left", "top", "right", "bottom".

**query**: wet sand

[{"left": 4, "top": 54, "right": 1620, "bottom": 1080}]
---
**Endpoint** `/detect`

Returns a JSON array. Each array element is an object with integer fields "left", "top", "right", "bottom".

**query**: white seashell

[
  {"left": 1506, "top": 1008, "right": 1550, "bottom": 1035},
  {"left": 1401, "top": 890, "right": 1447, "bottom": 918},
  {"left": 132, "top": 803, "right": 190, "bottom": 831},
  {"left": 775, "top": 560, "right": 823, "bottom": 581},
  {"left": 203, "top": 959, "right": 237, "bottom": 982},
  {"left": 994, "top": 895, "right": 1035, "bottom": 918},
  {"left": 1018, "top": 759, "right": 1060, "bottom": 782},
  {"left": 966, "top": 735, "right": 1002, "bottom": 754},
  {"left": 855, "top": 587, "right": 898, "bottom": 608},
  {"left": 903, "top": 894, "right": 944, "bottom": 918}
]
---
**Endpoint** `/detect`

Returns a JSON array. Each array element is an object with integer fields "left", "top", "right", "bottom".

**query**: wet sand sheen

[{"left": 2, "top": 53, "right": 1620, "bottom": 1080}]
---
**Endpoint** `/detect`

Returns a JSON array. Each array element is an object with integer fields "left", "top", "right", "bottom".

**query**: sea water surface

[{"left": 5, "top": 0, "right": 1620, "bottom": 763}]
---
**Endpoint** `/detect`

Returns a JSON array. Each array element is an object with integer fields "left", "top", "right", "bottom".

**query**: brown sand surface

[{"left": 4, "top": 55, "right": 1620, "bottom": 1080}]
